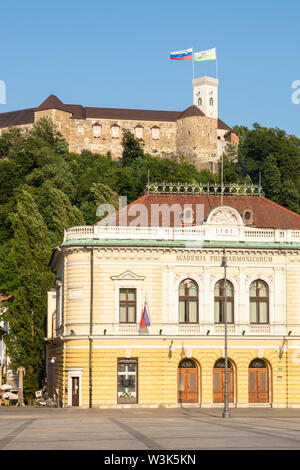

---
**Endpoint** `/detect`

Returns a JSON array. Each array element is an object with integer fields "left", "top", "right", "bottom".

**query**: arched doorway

[
  {"left": 178, "top": 359, "right": 198, "bottom": 403},
  {"left": 249, "top": 359, "right": 269, "bottom": 403},
  {"left": 213, "top": 359, "right": 234, "bottom": 403}
]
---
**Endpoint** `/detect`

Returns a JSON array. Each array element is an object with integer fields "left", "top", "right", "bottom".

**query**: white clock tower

[{"left": 193, "top": 76, "right": 219, "bottom": 119}]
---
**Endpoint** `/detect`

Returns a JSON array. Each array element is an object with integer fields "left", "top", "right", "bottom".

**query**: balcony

[
  {"left": 64, "top": 225, "right": 300, "bottom": 244},
  {"left": 63, "top": 322, "right": 284, "bottom": 337}
]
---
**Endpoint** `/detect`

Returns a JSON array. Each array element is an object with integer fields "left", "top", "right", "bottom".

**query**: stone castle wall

[{"left": 1, "top": 106, "right": 234, "bottom": 171}]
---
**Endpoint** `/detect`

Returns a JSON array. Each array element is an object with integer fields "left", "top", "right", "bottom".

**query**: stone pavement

[{"left": 1, "top": 407, "right": 300, "bottom": 450}]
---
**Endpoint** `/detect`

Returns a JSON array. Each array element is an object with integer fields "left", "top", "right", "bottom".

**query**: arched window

[
  {"left": 249, "top": 359, "right": 267, "bottom": 368},
  {"left": 214, "top": 358, "right": 233, "bottom": 368},
  {"left": 214, "top": 279, "right": 234, "bottom": 323},
  {"left": 179, "top": 279, "right": 198, "bottom": 323},
  {"left": 249, "top": 280, "right": 269, "bottom": 324},
  {"left": 198, "top": 97, "right": 202, "bottom": 106},
  {"left": 209, "top": 97, "right": 214, "bottom": 106}
]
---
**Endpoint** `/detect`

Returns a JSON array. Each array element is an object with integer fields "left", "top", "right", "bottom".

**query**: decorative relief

[
  {"left": 125, "top": 348, "right": 131, "bottom": 358},
  {"left": 207, "top": 206, "right": 243, "bottom": 225},
  {"left": 186, "top": 348, "right": 192, "bottom": 358},
  {"left": 111, "top": 270, "right": 145, "bottom": 281}
]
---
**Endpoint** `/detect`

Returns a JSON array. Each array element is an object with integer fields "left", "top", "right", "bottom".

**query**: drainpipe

[{"left": 89, "top": 247, "right": 94, "bottom": 408}]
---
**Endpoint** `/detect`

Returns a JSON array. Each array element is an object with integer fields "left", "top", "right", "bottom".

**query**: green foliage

[
  {"left": 121, "top": 129, "right": 144, "bottom": 166},
  {"left": 3, "top": 189, "right": 54, "bottom": 398},
  {"left": 234, "top": 123, "right": 300, "bottom": 213}
]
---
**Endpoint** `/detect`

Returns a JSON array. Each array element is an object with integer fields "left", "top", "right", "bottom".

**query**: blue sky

[{"left": 0, "top": 0, "right": 299, "bottom": 136}]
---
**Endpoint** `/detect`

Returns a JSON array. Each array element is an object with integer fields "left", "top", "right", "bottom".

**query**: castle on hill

[{"left": 0, "top": 76, "right": 238, "bottom": 171}]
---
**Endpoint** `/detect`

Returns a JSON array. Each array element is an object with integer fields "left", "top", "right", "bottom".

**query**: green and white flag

[{"left": 194, "top": 48, "right": 216, "bottom": 62}]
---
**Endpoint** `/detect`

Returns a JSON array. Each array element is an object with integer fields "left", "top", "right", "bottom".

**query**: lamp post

[{"left": 221, "top": 248, "right": 231, "bottom": 418}]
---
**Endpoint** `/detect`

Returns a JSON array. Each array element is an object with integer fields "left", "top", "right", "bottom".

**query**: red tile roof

[{"left": 97, "top": 194, "right": 300, "bottom": 229}]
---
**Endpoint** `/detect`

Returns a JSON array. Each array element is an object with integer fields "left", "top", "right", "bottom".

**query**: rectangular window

[
  {"left": 259, "top": 301, "right": 268, "bottom": 323},
  {"left": 214, "top": 300, "right": 222, "bottom": 323},
  {"left": 77, "top": 126, "right": 83, "bottom": 135},
  {"left": 226, "top": 301, "right": 234, "bottom": 323},
  {"left": 189, "top": 301, "right": 197, "bottom": 322},
  {"left": 119, "top": 288, "right": 136, "bottom": 323},
  {"left": 250, "top": 301, "right": 258, "bottom": 323},
  {"left": 135, "top": 127, "right": 143, "bottom": 138},
  {"left": 111, "top": 126, "right": 120, "bottom": 138},
  {"left": 151, "top": 128, "right": 160, "bottom": 140},
  {"left": 117, "top": 358, "right": 137, "bottom": 403},
  {"left": 93, "top": 126, "right": 101, "bottom": 138},
  {"left": 179, "top": 300, "right": 185, "bottom": 322}
]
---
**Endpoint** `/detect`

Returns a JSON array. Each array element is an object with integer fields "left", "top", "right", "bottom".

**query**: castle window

[
  {"left": 111, "top": 124, "right": 120, "bottom": 138},
  {"left": 209, "top": 97, "right": 214, "bottom": 106},
  {"left": 93, "top": 123, "right": 101, "bottom": 138},
  {"left": 135, "top": 126, "right": 143, "bottom": 139},
  {"left": 151, "top": 126, "right": 160, "bottom": 140},
  {"left": 198, "top": 98, "right": 202, "bottom": 107},
  {"left": 56, "top": 122, "right": 61, "bottom": 130},
  {"left": 77, "top": 126, "right": 83, "bottom": 135}
]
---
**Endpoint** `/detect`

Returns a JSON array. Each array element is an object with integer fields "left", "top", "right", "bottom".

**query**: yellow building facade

[{"left": 46, "top": 184, "right": 300, "bottom": 408}]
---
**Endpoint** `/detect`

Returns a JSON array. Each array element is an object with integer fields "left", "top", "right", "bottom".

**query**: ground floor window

[{"left": 117, "top": 358, "right": 138, "bottom": 404}]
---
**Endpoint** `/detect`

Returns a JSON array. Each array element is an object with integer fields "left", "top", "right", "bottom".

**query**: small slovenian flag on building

[
  {"left": 140, "top": 300, "right": 151, "bottom": 329},
  {"left": 170, "top": 48, "right": 193, "bottom": 60}
]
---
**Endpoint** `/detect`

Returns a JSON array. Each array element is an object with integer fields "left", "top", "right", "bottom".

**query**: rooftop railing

[{"left": 64, "top": 225, "right": 300, "bottom": 243}]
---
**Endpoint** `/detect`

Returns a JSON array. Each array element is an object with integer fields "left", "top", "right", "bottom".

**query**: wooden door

[
  {"left": 178, "top": 367, "right": 198, "bottom": 403},
  {"left": 72, "top": 377, "right": 79, "bottom": 406},
  {"left": 249, "top": 368, "right": 269, "bottom": 403},
  {"left": 213, "top": 368, "right": 234, "bottom": 403}
]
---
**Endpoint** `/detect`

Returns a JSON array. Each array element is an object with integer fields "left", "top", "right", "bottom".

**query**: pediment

[
  {"left": 206, "top": 206, "right": 244, "bottom": 225},
  {"left": 111, "top": 270, "right": 145, "bottom": 281}
]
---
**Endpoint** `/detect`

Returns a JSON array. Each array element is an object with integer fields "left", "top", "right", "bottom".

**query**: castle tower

[{"left": 193, "top": 76, "right": 218, "bottom": 119}]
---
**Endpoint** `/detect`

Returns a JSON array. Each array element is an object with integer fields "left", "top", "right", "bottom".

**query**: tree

[
  {"left": 262, "top": 154, "right": 281, "bottom": 203},
  {"left": 218, "top": 143, "right": 240, "bottom": 182},
  {"left": 80, "top": 182, "right": 119, "bottom": 225},
  {"left": 3, "top": 189, "right": 54, "bottom": 400},
  {"left": 121, "top": 129, "right": 144, "bottom": 166},
  {"left": 234, "top": 123, "right": 300, "bottom": 214}
]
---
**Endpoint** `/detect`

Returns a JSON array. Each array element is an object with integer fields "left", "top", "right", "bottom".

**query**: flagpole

[
  {"left": 216, "top": 49, "right": 218, "bottom": 79},
  {"left": 192, "top": 48, "right": 195, "bottom": 80}
]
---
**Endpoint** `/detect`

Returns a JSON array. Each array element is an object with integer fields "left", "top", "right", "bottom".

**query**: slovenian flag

[
  {"left": 140, "top": 300, "right": 151, "bottom": 329},
  {"left": 170, "top": 48, "right": 193, "bottom": 60}
]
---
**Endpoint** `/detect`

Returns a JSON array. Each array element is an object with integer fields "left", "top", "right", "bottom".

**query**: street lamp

[{"left": 221, "top": 248, "right": 231, "bottom": 418}]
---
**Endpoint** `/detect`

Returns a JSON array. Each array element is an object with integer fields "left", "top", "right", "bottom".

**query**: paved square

[{"left": 1, "top": 407, "right": 300, "bottom": 450}]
